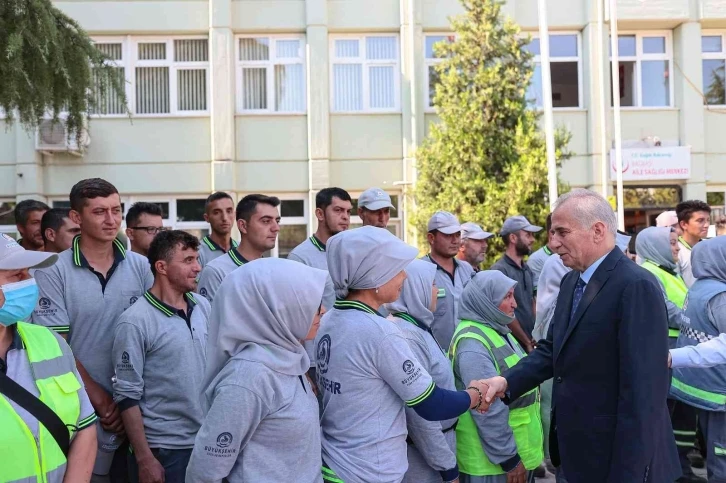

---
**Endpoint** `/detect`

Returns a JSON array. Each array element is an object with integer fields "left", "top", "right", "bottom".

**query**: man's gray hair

[{"left": 554, "top": 189, "right": 617, "bottom": 236}]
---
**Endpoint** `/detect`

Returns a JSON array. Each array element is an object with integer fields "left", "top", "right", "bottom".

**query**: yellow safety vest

[
  {"left": 0, "top": 322, "right": 82, "bottom": 483},
  {"left": 641, "top": 260, "right": 688, "bottom": 338},
  {"left": 449, "top": 320, "right": 544, "bottom": 476}
]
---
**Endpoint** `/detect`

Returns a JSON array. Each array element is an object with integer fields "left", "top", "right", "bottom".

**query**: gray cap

[
  {"left": 461, "top": 222, "right": 494, "bottom": 240},
  {"left": 500, "top": 215, "right": 542, "bottom": 236},
  {"left": 427, "top": 211, "right": 462, "bottom": 235},
  {"left": 358, "top": 187, "right": 394, "bottom": 211},
  {"left": 0, "top": 234, "right": 57, "bottom": 270}
]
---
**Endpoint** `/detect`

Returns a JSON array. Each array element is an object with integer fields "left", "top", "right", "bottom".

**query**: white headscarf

[
  {"left": 458, "top": 270, "right": 517, "bottom": 332},
  {"left": 327, "top": 226, "right": 419, "bottom": 298},
  {"left": 385, "top": 259, "right": 437, "bottom": 327},
  {"left": 533, "top": 253, "right": 571, "bottom": 340},
  {"left": 636, "top": 227, "right": 676, "bottom": 271},
  {"left": 203, "top": 258, "right": 327, "bottom": 394}
]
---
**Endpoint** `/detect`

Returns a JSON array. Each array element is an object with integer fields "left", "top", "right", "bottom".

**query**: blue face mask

[{"left": 0, "top": 279, "right": 39, "bottom": 327}]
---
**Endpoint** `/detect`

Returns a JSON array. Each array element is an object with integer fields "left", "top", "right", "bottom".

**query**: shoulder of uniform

[
  {"left": 116, "top": 296, "right": 154, "bottom": 323},
  {"left": 190, "top": 292, "right": 211, "bottom": 311},
  {"left": 125, "top": 250, "right": 151, "bottom": 267}
]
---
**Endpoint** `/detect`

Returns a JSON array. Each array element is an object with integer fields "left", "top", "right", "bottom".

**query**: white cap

[
  {"left": 461, "top": 222, "right": 494, "bottom": 240},
  {"left": 656, "top": 210, "right": 678, "bottom": 228},
  {"left": 358, "top": 188, "right": 394, "bottom": 211},
  {"left": 0, "top": 234, "right": 58, "bottom": 270},
  {"left": 427, "top": 211, "right": 462, "bottom": 235}
]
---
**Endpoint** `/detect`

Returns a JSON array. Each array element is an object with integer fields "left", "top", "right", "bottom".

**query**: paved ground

[{"left": 534, "top": 465, "right": 708, "bottom": 482}]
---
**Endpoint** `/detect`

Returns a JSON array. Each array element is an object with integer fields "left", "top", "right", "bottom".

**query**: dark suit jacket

[{"left": 504, "top": 247, "right": 680, "bottom": 483}]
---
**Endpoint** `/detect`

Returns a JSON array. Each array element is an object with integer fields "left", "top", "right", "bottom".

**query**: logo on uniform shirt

[
  {"left": 204, "top": 432, "right": 237, "bottom": 457},
  {"left": 402, "top": 360, "right": 415, "bottom": 375},
  {"left": 121, "top": 351, "right": 130, "bottom": 363},
  {"left": 39, "top": 297, "right": 51, "bottom": 310},
  {"left": 117, "top": 351, "right": 134, "bottom": 371},
  {"left": 317, "top": 335, "right": 332, "bottom": 375},
  {"left": 200, "top": 287, "right": 208, "bottom": 299},
  {"left": 217, "top": 433, "right": 233, "bottom": 448},
  {"left": 129, "top": 296, "right": 138, "bottom": 305}
]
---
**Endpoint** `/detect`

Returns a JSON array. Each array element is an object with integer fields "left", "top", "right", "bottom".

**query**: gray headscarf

[
  {"left": 327, "top": 226, "right": 419, "bottom": 298},
  {"left": 385, "top": 259, "right": 437, "bottom": 327},
  {"left": 616, "top": 231, "right": 632, "bottom": 253},
  {"left": 458, "top": 270, "right": 517, "bottom": 332},
  {"left": 635, "top": 227, "right": 676, "bottom": 271},
  {"left": 533, "top": 253, "right": 571, "bottom": 340},
  {"left": 692, "top": 236, "right": 726, "bottom": 282},
  {"left": 203, "top": 258, "right": 327, "bottom": 394}
]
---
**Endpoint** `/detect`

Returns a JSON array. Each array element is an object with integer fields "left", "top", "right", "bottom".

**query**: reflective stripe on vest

[
  {"left": 449, "top": 320, "right": 544, "bottom": 476},
  {"left": 641, "top": 261, "right": 687, "bottom": 338},
  {"left": 0, "top": 322, "right": 81, "bottom": 483}
]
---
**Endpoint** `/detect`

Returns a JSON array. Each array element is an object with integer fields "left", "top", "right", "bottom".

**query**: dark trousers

[
  {"left": 128, "top": 448, "right": 193, "bottom": 483},
  {"left": 669, "top": 398, "right": 699, "bottom": 475},
  {"left": 90, "top": 440, "right": 130, "bottom": 483},
  {"left": 698, "top": 410, "right": 726, "bottom": 483}
]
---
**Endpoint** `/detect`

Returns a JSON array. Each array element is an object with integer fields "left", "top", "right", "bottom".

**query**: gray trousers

[
  {"left": 699, "top": 409, "right": 726, "bottom": 483},
  {"left": 461, "top": 471, "right": 535, "bottom": 483}
]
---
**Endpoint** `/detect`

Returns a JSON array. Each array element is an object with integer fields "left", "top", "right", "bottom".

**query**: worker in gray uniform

[{"left": 197, "top": 192, "right": 238, "bottom": 269}]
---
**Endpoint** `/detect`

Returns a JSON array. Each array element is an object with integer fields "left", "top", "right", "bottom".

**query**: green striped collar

[
  {"left": 310, "top": 235, "right": 326, "bottom": 252},
  {"left": 72, "top": 235, "right": 126, "bottom": 268},
  {"left": 392, "top": 312, "right": 421, "bottom": 327},
  {"left": 678, "top": 236, "right": 694, "bottom": 251},
  {"left": 543, "top": 245, "right": 553, "bottom": 256},
  {"left": 334, "top": 299, "right": 381, "bottom": 316},
  {"left": 144, "top": 291, "right": 197, "bottom": 318},
  {"left": 228, "top": 247, "right": 249, "bottom": 267},
  {"left": 202, "top": 236, "right": 238, "bottom": 253}
]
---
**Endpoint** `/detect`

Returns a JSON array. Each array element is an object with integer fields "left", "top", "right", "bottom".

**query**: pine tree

[
  {"left": 413, "top": 0, "right": 571, "bottom": 265},
  {"left": 0, "top": 0, "right": 127, "bottom": 146}
]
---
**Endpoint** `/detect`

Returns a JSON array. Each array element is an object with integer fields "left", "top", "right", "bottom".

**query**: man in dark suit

[{"left": 482, "top": 189, "right": 680, "bottom": 483}]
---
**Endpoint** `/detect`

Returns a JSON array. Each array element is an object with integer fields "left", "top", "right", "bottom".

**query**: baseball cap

[
  {"left": 656, "top": 210, "right": 678, "bottom": 228},
  {"left": 428, "top": 211, "right": 462, "bottom": 235},
  {"left": 500, "top": 215, "right": 542, "bottom": 236},
  {"left": 461, "top": 222, "right": 494, "bottom": 240},
  {"left": 0, "top": 234, "right": 58, "bottom": 270},
  {"left": 358, "top": 188, "right": 394, "bottom": 211}
]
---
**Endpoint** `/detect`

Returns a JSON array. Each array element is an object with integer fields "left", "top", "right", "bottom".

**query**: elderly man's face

[{"left": 550, "top": 204, "right": 607, "bottom": 272}]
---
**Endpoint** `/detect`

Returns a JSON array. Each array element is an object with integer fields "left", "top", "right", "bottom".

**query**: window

[
  {"left": 702, "top": 33, "right": 726, "bottom": 106},
  {"left": 122, "top": 197, "right": 209, "bottom": 239},
  {"left": 610, "top": 33, "right": 672, "bottom": 108},
  {"left": 524, "top": 33, "right": 581, "bottom": 108},
  {"left": 274, "top": 197, "right": 309, "bottom": 259},
  {"left": 0, "top": 201, "right": 17, "bottom": 238},
  {"left": 424, "top": 34, "right": 455, "bottom": 109},
  {"left": 349, "top": 193, "right": 402, "bottom": 238},
  {"left": 330, "top": 35, "right": 400, "bottom": 112},
  {"left": 236, "top": 36, "right": 306, "bottom": 113},
  {"left": 91, "top": 37, "right": 210, "bottom": 116}
]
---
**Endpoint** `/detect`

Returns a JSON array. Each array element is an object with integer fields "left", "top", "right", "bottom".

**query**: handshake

[{"left": 466, "top": 376, "right": 509, "bottom": 413}]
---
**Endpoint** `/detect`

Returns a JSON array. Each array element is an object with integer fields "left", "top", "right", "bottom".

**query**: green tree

[
  {"left": 413, "top": 0, "right": 571, "bottom": 266},
  {"left": 0, "top": 0, "right": 127, "bottom": 145}
]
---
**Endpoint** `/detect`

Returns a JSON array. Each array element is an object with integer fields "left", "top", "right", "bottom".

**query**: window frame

[
  {"left": 609, "top": 31, "right": 674, "bottom": 109},
  {"left": 0, "top": 199, "right": 17, "bottom": 236},
  {"left": 271, "top": 194, "right": 309, "bottom": 258},
  {"left": 423, "top": 33, "right": 456, "bottom": 112},
  {"left": 90, "top": 35, "right": 211, "bottom": 118},
  {"left": 235, "top": 35, "right": 308, "bottom": 115},
  {"left": 329, "top": 33, "right": 401, "bottom": 114},
  {"left": 701, "top": 31, "right": 726, "bottom": 107},
  {"left": 348, "top": 191, "right": 402, "bottom": 238},
  {"left": 524, "top": 31, "right": 584, "bottom": 110}
]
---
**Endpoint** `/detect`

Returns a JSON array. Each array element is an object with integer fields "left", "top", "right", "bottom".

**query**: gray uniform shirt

[
  {"left": 527, "top": 246, "right": 552, "bottom": 291},
  {"left": 32, "top": 237, "right": 153, "bottom": 393},
  {"left": 185, "top": 358, "right": 323, "bottom": 483},
  {"left": 6, "top": 326, "right": 97, "bottom": 440},
  {"left": 678, "top": 239, "right": 695, "bottom": 287},
  {"left": 315, "top": 302, "right": 435, "bottom": 483},
  {"left": 197, "top": 248, "right": 247, "bottom": 303},
  {"left": 112, "top": 291, "right": 210, "bottom": 449},
  {"left": 198, "top": 236, "right": 238, "bottom": 269},
  {"left": 288, "top": 235, "right": 337, "bottom": 365},
  {"left": 391, "top": 314, "right": 458, "bottom": 482},
  {"left": 491, "top": 255, "right": 536, "bottom": 337},
  {"left": 422, "top": 255, "right": 475, "bottom": 351},
  {"left": 453, "top": 336, "right": 520, "bottom": 468}
]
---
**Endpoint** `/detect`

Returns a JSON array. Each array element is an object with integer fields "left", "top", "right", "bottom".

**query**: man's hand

[
  {"left": 87, "top": 383, "right": 124, "bottom": 435},
  {"left": 466, "top": 380, "right": 490, "bottom": 411},
  {"left": 506, "top": 462, "right": 526, "bottom": 483},
  {"left": 306, "top": 373, "right": 319, "bottom": 397},
  {"left": 136, "top": 453, "right": 165, "bottom": 483},
  {"left": 668, "top": 352, "right": 672, "bottom": 368},
  {"left": 483, "top": 376, "right": 508, "bottom": 405}
]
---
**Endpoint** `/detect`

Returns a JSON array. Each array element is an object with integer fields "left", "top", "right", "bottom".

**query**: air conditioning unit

[{"left": 35, "top": 118, "right": 91, "bottom": 156}]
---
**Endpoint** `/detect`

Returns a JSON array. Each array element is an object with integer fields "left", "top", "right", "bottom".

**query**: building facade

[{"left": 2, "top": 0, "right": 726, "bottom": 251}]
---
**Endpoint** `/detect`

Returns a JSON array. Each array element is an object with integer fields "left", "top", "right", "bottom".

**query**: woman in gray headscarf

[
  {"left": 385, "top": 259, "right": 459, "bottom": 483},
  {"left": 185, "top": 258, "right": 328, "bottom": 483},
  {"left": 317, "top": 226, "right": 488, "bottom": 483},
  {"left": 451, "top": 271, "right": 544, "bottom": 483}
]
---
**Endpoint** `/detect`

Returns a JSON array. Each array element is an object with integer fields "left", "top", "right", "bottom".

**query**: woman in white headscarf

[
  {"left": 385, "top": 259, "right": 459, "bottom": 483},
  {"left": 451, "top": 271, "right": 544, "bottom": 483},
  {"left": 185, "top": 258, "right": 328, "bottom": 483},
  {"left": 317, "top": 226, "right": 488, "bottom": 483}
]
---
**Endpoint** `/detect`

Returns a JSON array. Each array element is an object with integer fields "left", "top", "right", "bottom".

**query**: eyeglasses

[{"left": 129, "top": 226, "right": 169, "bottom": 235}]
